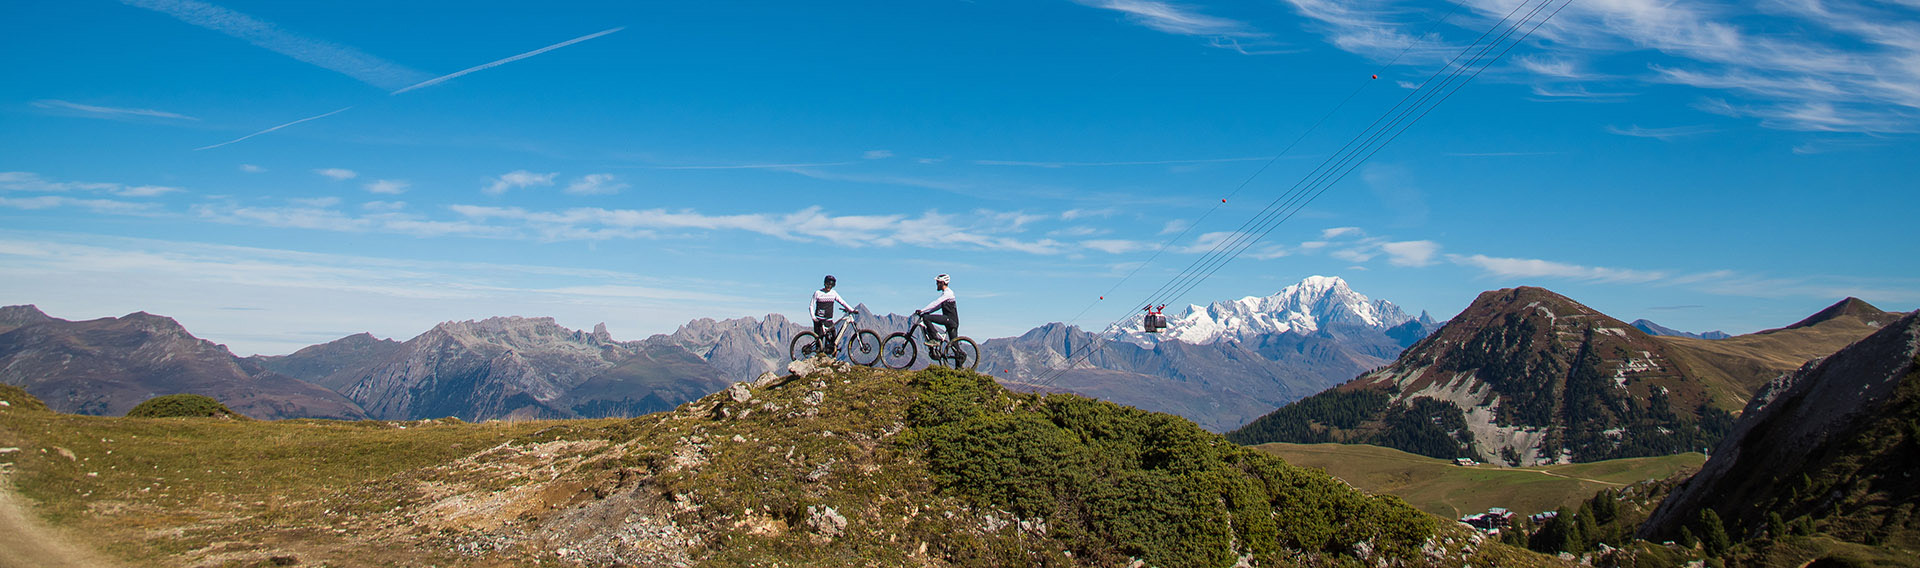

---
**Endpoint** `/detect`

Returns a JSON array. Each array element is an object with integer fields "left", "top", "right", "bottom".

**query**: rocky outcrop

[
  {"left": 248, "top": 332, "right": 405, "bottom": 392},
  {"left": 0, "top": 307, "right": 366, "bottom": 420}
]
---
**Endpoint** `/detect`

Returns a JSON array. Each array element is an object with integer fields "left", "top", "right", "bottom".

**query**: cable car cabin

[{"left": 1143, "top": 305, "right": 1168, "bottom": 333}]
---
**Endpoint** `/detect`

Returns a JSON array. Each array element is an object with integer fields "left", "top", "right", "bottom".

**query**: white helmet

[{"left": 935, "top": 274, "right": 950, "bottom": 285}]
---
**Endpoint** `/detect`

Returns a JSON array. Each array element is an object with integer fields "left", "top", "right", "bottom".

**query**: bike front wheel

[
  {"left": 880, "top": 332, "right": 918, "bottom": 370},
  {"left": 847, "top": 329, "right": 883, "bottom": 367},
  {"left": 951, "top": 337, "right": 980, "bottom": 370},
  {"left": 789, "top": 331, "right": 822, "bottom": 361}
]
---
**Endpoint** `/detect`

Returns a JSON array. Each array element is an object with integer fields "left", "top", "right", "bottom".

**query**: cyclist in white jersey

[
  {"left": 915, "top": 274, "right": 957, "bottom": 346},
  {"left": 811, "top": 275, "right": 855, "bottom": 341}
]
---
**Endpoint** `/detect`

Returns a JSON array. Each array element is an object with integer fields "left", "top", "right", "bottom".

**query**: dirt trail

[{"left": 0, "top": 482, "right": 120, "bottom": 568}]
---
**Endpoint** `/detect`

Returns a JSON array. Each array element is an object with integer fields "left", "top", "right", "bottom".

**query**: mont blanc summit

[{"left": 1114, "top": 275, "right": 1413, "bottom": 345}]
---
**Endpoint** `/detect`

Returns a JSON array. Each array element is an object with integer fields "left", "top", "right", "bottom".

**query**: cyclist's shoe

[{"left": 924, "top": 337, "right": 941, "bottom": 347}]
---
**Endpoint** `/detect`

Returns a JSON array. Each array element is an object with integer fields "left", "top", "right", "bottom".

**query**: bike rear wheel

[
  {"left": 951, "top": 337, "right": 980, "bottom": 370},
  {"left": 789, "top": 332, "right": 822, "bottom": 361},
  {"left": 880, "top": 332, "right": 917, "bottom": 369},
  {"left": 847, "top": 329, "right": 883, "bottom": 367}
]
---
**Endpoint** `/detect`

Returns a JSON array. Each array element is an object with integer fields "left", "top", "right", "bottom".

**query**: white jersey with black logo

[{"left": 812, "top": 288, "right": 852, "bottom": 320}]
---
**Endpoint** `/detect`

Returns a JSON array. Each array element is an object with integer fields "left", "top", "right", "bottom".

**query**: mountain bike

[
  {"left": 790, "top": 308, "right": 883, "bottom": 366},
  {"left": 880, "top": 311, "right": 979, "bottom": 370}
]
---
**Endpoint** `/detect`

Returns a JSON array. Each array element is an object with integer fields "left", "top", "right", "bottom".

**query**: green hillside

[
  {"left": 1252, "top": 442, "right": 1704, "bottom": 520},
  {"left": 0, "top": 366, "right": 1564, "bottom": 567}
]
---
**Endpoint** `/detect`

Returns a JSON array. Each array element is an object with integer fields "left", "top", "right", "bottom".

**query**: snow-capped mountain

[{"left": 1112, "top": 275, "right": 1413, "bottom": 345}]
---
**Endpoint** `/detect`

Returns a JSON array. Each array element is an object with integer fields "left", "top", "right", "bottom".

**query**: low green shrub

[{"left": 126, "top": 394, "right": 247, "bottom": 419}]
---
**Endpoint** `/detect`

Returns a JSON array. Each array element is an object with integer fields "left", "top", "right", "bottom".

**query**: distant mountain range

[
  {"left": 1227, "top": 290, "right": 1903, "bottom": 466},
  {"left": 0, "top": 306, "right": 365, "bottom": 420},
  {"left": 1631, "top": 319, "right": 1731, "bottom": 340}
]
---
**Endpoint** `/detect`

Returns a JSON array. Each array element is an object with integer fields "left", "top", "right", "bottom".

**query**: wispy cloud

[
  {"left": 1072, "top": 0, "right": 1261, "bottom": 37},
  {"left": 391, "top": 27, "right": 626, "bottom": 94},
  {"left": 862, "top": 150, "right": 894, "bottom": 160},
  {"left": 646, "top": 161, "right": 857, "bottom": 170},
  {"left": 1446, "top": 253, "right": 1668, "bottom": 283},
  {"left": 974, "top": 156, "right": 1267, "bottom": 168},
  {"left": 1286, "top": 0, "right": 1920, "bottom": 133},
  {"left": 1604, "top": 124, "right": 1719, "bottom": 141},
  {"left": 238, "top": 164, "right": 267, "bottom": 173},
  {"left": 313, "top": 167, "right": 358, "bottom": 181},
  {"left": 196, "top": 106, "right": 353, "bottom": 151},
  {"left": 484, "top": 170, "right": 557, "bottom": 195},
  {"left": 289, "top": 196, "right": 340, "bottom": 207},
  {"left": 117, "top": 0, "right": 429, "bottom": 90},
  {"left": 0, "top": 196, "right": 166, "bottom": 215},
  {"left": 192, "top": 202, "right": 508, "bottom": 238},
  {"left": 564, "top": 174, "right": 627, "bottom": 196},
  {"left": 31, "top": 99, "right": 197, "bottom": 121},
  {"left": 364, "top": 179, "right": 409, "bottom": 194},
  {"left": 1379, "top": 240, "right": 1440, "bottom": 266},
  {"left": 0, "top": 171, "right": 182, "bottom": 197}
]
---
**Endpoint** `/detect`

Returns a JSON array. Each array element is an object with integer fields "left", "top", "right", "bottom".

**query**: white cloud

[
  {"left": 564, "top": 174, "right": 627, "bottom": 196},
  {"left": 0, "top": 171, "right": 182, "bottom": 197},
  {"left": 1446, "top": 253, "right": 1668, "bottom": 283},
  {"left": 1320, "top": 226, "right": 1364, "bottom": 239},
  {"left": 362, "top": 201, "right": 407, "bottom": 212},
  {"left": 0, "top": 232, "right": 776, "bottom": 355},
  {"left": 1285, "top": 0, "right": 1920, "bottom": 133},
  {"left": 1159, "top": 219, "right": 1192, "bottom": 235},
  {"left": 1604, "top": 124, "right": 1719, "bottom": 140},
  {"left": 484, "top": 170, "right": 557, "bottom": 195},
  {"left": 289, "top": 196, "right": 340, "bottom": 207},
  {"left": 1379, "top": 240, "right": 1440, "bottom": 266},
  {"left": 239, "top": 164, "right": 267, "bottom": 173},
  {"left": 31, "top": 99, "right": 197, "bottom": 121},
  {"left": 862, "top": 150, "right": 894, "bottom": 160},
  {"left": 313, "top": 168, "right": 357, "bottom": 181},
  {"left": 364, "top": 179, "right": 409, "bottom": 194},
  {"left": 0, "top": 196, "right": 163, "bottom": 215},
  {"left": 117, "top": 0, "right": 429, "bottom": 90},
  {"left": 1081, "top": 239, "right": 1147, "bottom": 254},
  {"left": 1073, "top": 0, "right": 1261, "bottom": 37}
]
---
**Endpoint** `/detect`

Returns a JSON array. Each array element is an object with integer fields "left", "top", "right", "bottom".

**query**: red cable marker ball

[{"left": 1371, "top": 74, "right": 1378, "bottom": 79}]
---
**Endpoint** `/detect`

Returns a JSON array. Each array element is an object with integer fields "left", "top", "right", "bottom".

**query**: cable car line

[
  {"left": 1049, "top": 0, "right": 1474, "bottom": 334},
  {"left": 1027, "top": 0, "right": 1576, "bottom": 388}
]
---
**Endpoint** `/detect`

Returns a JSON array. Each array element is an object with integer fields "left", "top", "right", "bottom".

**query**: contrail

[
  {"left": 119, "top": 0, "right": 429, "bottom": 90},
  {"left": 195, "top": 106, "right": 353, "bottom": 151},
  {"left": 391, "top": 27, "right": 626, "bottom": 95}
]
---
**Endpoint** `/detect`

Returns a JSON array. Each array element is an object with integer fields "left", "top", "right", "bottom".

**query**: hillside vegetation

[
  {"left": 1252, "top": 442, "right": 1704, "bottom": 520},
  {"left": 0, "top": 364, "right": 1559, "bottom": 567}
]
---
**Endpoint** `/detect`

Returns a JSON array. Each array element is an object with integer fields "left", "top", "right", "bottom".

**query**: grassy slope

[
  {"left": 1, "top": 369, "right": 1570, "bottom": 567},
  {"left": 1658, "top": 315, "right": 1887, "bottom": 410},
  {"left": 1252, "top": 442, "right": 1704, "bottom": 520}
]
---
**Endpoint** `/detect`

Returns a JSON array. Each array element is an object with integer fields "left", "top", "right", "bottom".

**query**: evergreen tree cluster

[{"left": 1223, "top": 388, "right": 1389, "bottom": 446}]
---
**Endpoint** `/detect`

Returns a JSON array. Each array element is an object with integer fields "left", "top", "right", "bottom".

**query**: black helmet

[{"left": 824, "top": 275, "right": 837, "bottom": 287}]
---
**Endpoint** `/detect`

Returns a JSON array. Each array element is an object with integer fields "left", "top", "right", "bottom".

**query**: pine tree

[
  {"left": 1768, "top": 511, "right": 1787, "bottom": 540},
  {"left": 1699, "top": 509, "right": 1732, "bottom": 557}
]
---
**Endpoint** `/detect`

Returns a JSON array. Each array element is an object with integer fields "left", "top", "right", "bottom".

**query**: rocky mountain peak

[
  {"left": 0, "top": 304, "right": 55, "bottom": 334},
  {"left": 1112, "top": 275, "right": 1412, "bottom": 345},
  {"left": 1779, "top": 296, "right": 1890, "bottom": 331}
]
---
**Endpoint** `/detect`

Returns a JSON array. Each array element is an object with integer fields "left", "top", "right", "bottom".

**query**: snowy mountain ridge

[{"left": 1112, "top": 275, "right": 1413, "bottom": 345}]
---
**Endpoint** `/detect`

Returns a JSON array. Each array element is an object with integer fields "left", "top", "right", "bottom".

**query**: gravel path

[{"left": 0, "top": 482, "right": 119, "bottom": 568}]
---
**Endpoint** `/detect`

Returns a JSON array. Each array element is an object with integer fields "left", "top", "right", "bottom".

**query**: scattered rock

[
  {"left": 0, "top": 447, "right": 19, "bottom": 454},
  {"left": 787, "top": 357, "right": 849, "bottom": 378},
  {"left": 806, "top": 459, "right": 836, "bottom": 482},
  {"left": 54, "top": 447, "right": 76, "bottom": 461},
  {"left": 802, "top": 391, "right": 824, "bottom": 407},
  {"left": 732, "top": 435, "right": 746, "bottom": 443},
  {"left": 727, "top": 383, "right": 752, "bottom": 403},
  {"left": 806, "top": 505, "right": 847, "bottom": 537},
  {"left": 751, "top": 371, "right": 786, "bottom": 388}
]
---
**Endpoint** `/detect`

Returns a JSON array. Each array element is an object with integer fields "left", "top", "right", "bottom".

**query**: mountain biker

[
  {"left": 915, "top": 274, "right": 957, "bottom": 347},
  {"left": 811, "top": 275, "right": 855, "bottom": 343}
]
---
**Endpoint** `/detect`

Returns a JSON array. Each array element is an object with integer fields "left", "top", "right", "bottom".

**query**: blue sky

[{"left": 3, "top": 0, "right": 1917, "bottom": 355}]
